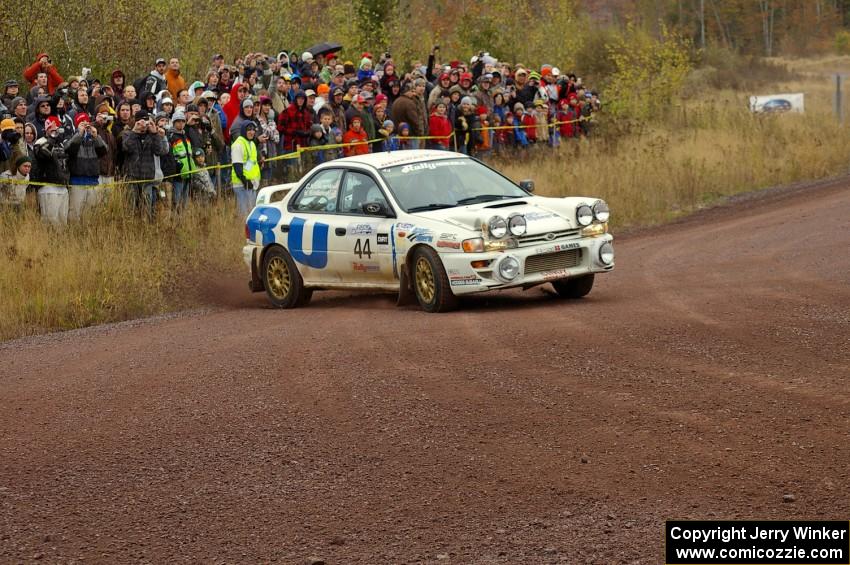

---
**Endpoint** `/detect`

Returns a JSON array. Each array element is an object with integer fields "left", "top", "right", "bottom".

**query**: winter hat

[
  {"left": 192, "top": 147, "right": 205, "bottom": 157},
  {"left": 15, "top": 155, "right": 32, "bottom": 170},
  {"left": 349, "top": 116, "right": 362, "bottom": 125},
  {"left": 171, "top": 110, "right": 187, "bottom": 123},
  {"left": 359, "top": 57, "right": 372, "bottom": 69},
  {"left": 398, "top": 122, "right": 410, "bottom": 133},
  {"left": 189, "top": 80, "right": 205, "bottom": 92},
  {"left": 242, "top": 98, "right": 254, "bottom": 108},
  {"left": 343, "top": 62, "right": 356, "bottom": 75},
  {"left": 185, "top": 103, "right": 200, "bottom": 114},
  {"left": 301, "top": 51, "right": 313, "bottom": 63},
  {"left": 45, "top": 115, "right": 61, "bottom": 130},
  {"left": 513, "top": 102, "right": 525, "bottom": 112},
  {"left": 310, "top": 123, "right": 324, "bottom": 134},
  {"left": 316, "top": 83, "right": 330, "bottom": 95},
  {"left": 259, "top": 96, "right": 272, "bottom": 106},
  {"left": 134, "top": 109, "right": 149, "bottom": 121},
  {"left": 460, "top": 96, "right": 476, "bottom": 106},
  {"left": 10, "top": 96, "right": 26, "bottom": 110},
  {"left": 4, "top": 79, "right": 18, "bottom": 88},
  {"left": 160, "top": 96, "right": 174, "bottom": 106},
  {"left": 448, "top": 85, "right": 463, "bottom": 95},
  {"left": 0, "top": 118, "right": 14, "bottom": 132},
  {"left": 382, "top": 119, "right": 394, "bottom": 128},
  {"left": 73, "top": 112, "right": 91, "bottom": 127},
  {"left": 374, "top": 93, "right": 388, "bottom": 106}
]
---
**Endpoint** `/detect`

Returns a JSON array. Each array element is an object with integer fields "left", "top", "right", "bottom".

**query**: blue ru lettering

[
  {"left": 288, "top": 217, "right": 329, "bottom": 269},
  {"left": 246, "top": 206, "right": 282, "bottom": 245}
]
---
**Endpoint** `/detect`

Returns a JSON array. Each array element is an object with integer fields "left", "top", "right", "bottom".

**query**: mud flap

[
  {"left": 396, "top": 262, "right": 416, "bottom": 306},
  {"left": 248, "top": 248, "right": 265, "bottom": 292}
]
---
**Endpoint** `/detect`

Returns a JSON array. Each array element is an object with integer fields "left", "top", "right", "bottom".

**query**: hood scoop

[{"left": 484, "top": 200, "right": 528, "bottom": 209}]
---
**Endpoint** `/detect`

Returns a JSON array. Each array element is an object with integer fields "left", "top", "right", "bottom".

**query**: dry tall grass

[
  {"left": 2, "top": 60, "right": 849, "bottom": 340},
  {"left": 0, "top": 194, "right": 242, "bottom": 341}
]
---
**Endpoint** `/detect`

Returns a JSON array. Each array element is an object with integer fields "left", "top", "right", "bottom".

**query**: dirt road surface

[{"left": 1, "top": 178, "right": 848, "bottom": 564}]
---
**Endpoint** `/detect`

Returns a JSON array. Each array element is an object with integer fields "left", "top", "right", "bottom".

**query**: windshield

[{"left": 380, "top": 158, "right": 529, "bottom": 213}]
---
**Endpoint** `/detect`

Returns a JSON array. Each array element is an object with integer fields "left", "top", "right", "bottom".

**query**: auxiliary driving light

[{"left": 599, "top": 242, "right": 614, "bottom": 265}]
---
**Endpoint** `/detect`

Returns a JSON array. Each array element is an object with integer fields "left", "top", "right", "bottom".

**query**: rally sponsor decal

[
  {"left": 407, "top": 227, "right": 433, "bottom": 243},
  {"left": 352, "top": 262, "right": 380, "bottom": 273},
  {"left": 439, "top": 233, "right": 458, "bottom": 240},
  {"left": 399, "top": 160, "right": 468, "bottom": 174},
  {"left": 246, "top": 206, "right": 282, "bottom": 245},
  {"left": 377, "top": 233, "right": 389, "bottom": 245},
  {"left": 535, "top": 242, "right": 581, "bottom": 254},
  {"left": 450, "top": 274, "right": 481, "bottom": 286},
  {"left": 348, "top": 222, "right": 376, "bottom": 236},
  {"left": 525, "top": 211, "right": 559, "bottom": 222},
  {"left": 288, "top": 217, "right": 329, "bottom": 269}
]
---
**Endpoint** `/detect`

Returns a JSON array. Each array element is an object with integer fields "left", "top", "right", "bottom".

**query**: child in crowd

[
  {"left": 189, "top": 147, "right": 216, "bottom": 201},
  {"left": 428, "top": 102, "right": 452, "bottom": 150},
  {"left": 378, "top": 120, "right": 399, "bottom": 151},
  {"left": 397, "top": 122, "right": 412, "bottom": 149}
]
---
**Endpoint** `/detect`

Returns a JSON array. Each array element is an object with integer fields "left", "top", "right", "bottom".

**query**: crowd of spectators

[{"left": 0, "top": 47, "right": 600, "bottom": 221}]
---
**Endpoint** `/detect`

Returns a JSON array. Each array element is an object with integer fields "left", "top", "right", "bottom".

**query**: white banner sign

[{"left": 749, "top": 93, "right": 805, "bottom": 114}]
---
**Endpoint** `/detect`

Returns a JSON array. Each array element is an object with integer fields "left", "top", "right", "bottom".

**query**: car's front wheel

[
  {"left": 552, "top": 274, "right": 594, "bottom": 299},
  {"left": 412, "top": 247, "right": 459, "bottom": 313},
  {"left": 262, "top": 246, "right": 310, "bottom": 308}
]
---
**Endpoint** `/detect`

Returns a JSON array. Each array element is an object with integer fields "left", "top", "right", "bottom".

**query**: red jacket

[
  {"left": 521, "top": 112, "right": 537, "bottom": 142},
  {"left": 557, "top": 108, "right": 577, "bottom": 138},
  {"left": 342, "top": 128, "right": 369, "bottom": 156},
  {"left": 23, "top": 53, "right": 64, "bottom": 95},
  {"left": 279, "top": 103, "right": 314, "bottom": 152},
  {"left": 223, "top": 82, "right": 244, "bottom": 143},
  {"left": 428, "top": 114, "right": 452, "bottom": 148}
]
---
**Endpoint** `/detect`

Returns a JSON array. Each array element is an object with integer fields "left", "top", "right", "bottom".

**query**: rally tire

[
  {"left": 262, "top": 246, "right": 308, "bottom": 308},
  {"left": 411, "top": 246, "right": 459, "bottom": 313},
  {"left": 552, "top": 274, "right": 595, "bottom": 299}
]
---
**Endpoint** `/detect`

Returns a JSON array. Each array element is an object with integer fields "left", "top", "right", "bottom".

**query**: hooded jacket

[
  {"left": 133, "top": 70, "right": 167, "bottom": 98},
  {"left": 278, "top": 93, "right": 312, "bottom": 152},
  {"left": 122, "top": 128, "right": 169, "bottom": 180},
  {"left": 66, "top": 128, "right": 108, "bottom": 180},
  {"left": 22, "top": 54, "right": 65, "bottom": 95}
]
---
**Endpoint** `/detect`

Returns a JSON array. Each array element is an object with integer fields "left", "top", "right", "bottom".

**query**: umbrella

[{"left": 304, "top": 42, "right": 343, "bottom": 58}]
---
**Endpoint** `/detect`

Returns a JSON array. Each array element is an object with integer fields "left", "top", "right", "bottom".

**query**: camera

[{"left": 104, "top": 115, "right": 114, "bottom": 122}]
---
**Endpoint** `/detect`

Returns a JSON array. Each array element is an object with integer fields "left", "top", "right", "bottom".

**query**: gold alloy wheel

[
  {"left": 415, "top": 256, "right": 436, "bottom": 303},
  {"left": 266, "top": 256, "right": 291, "bottom": 299}
]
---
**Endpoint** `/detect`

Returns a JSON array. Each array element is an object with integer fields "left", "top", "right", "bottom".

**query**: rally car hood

[{"left": 408, "top": 196, "right": 593, "bottom": 235}]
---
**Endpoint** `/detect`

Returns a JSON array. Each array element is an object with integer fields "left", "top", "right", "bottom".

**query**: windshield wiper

[
  {"left": 456, "top": 194, "right": 516, "bottom": 205},
  {"left": 407, "top": 203, "right": 457, "bottom": 212}
]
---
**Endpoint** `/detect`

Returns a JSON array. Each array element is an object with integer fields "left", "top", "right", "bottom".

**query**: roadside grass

[
  {"left": 2, "top": 57, "right": 849, "bottom": 341},
  {"left": 0, "top": 195, "right": 242, "bottom": 341}
]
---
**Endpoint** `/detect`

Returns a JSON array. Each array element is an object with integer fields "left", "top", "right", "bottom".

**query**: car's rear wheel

[
  {"left": 262, "top": 246, "right": 309, "bottom": 308},
  {"left": 552, "top": 274, "right": 595, "bottom": 299},
  {"left": 412, "top": 247, "right": 459, "bottom": 313}
]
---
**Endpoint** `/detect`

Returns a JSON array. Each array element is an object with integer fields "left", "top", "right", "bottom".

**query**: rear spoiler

[{"left": 255, "top": 182, "right": 298, "bottom": 206}]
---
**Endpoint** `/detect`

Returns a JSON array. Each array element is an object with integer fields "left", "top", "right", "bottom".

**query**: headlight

[
  {"left": 498, "top": 256, "right": 520, "bottom": 280},
  {"left": 593, "top": 200, "right": 610, "bottom": 223},
  {"left": 599, "top": 242, "right": 614, "bottom": 265},
  {"left": 576, "top": 204, "right": 593, "bottom": 226},
  {"left": 508, "top": 214, "right": 527, "bottom": 236},
  {"left": 487, "top": 215, "right": 508, "bottom": 238}
]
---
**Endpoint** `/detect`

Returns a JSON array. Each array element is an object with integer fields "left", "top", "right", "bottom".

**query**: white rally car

[{"left": 243, "top": 150, "right": 614, "bottom": 312}]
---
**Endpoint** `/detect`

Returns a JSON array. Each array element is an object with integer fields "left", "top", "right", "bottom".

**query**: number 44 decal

[{"left": 354, "top": 239, "right": 373, "bottom": 259}]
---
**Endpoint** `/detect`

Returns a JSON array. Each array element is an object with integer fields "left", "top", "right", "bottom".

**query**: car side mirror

[
  {"left": 362, "top": 201, "right": 388, "bottom": 216},
  {"left": 519, "top": 179, "right": 535, "bottom": 193}
]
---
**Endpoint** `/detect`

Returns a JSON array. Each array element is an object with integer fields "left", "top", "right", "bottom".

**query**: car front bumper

[{"left": 439, "top": 234, "right": 614, "bottom": 295}]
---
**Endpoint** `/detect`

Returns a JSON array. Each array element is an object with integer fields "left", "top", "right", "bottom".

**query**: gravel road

[{"left": 1, "top": 178, "right": 848, "bottom": 564}]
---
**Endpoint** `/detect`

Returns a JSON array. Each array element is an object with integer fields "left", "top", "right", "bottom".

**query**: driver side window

[
  {"left": 291, "top": 169, "right": 343, "bottom": 213},
  {"left": 338, "top": 171, "right": 388, "bottom": 215}
]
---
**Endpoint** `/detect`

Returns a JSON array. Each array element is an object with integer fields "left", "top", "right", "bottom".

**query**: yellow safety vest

[{"left": 230, "top": 136, "right": 261, "bottom": 186}]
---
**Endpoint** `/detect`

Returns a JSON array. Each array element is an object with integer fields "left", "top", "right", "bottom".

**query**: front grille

[
  {"left": 518, "top": 229, "right": 581, "bottom": 246},
  {"left": 525, "top": 249, "right": 582, "bottom": 274}
]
